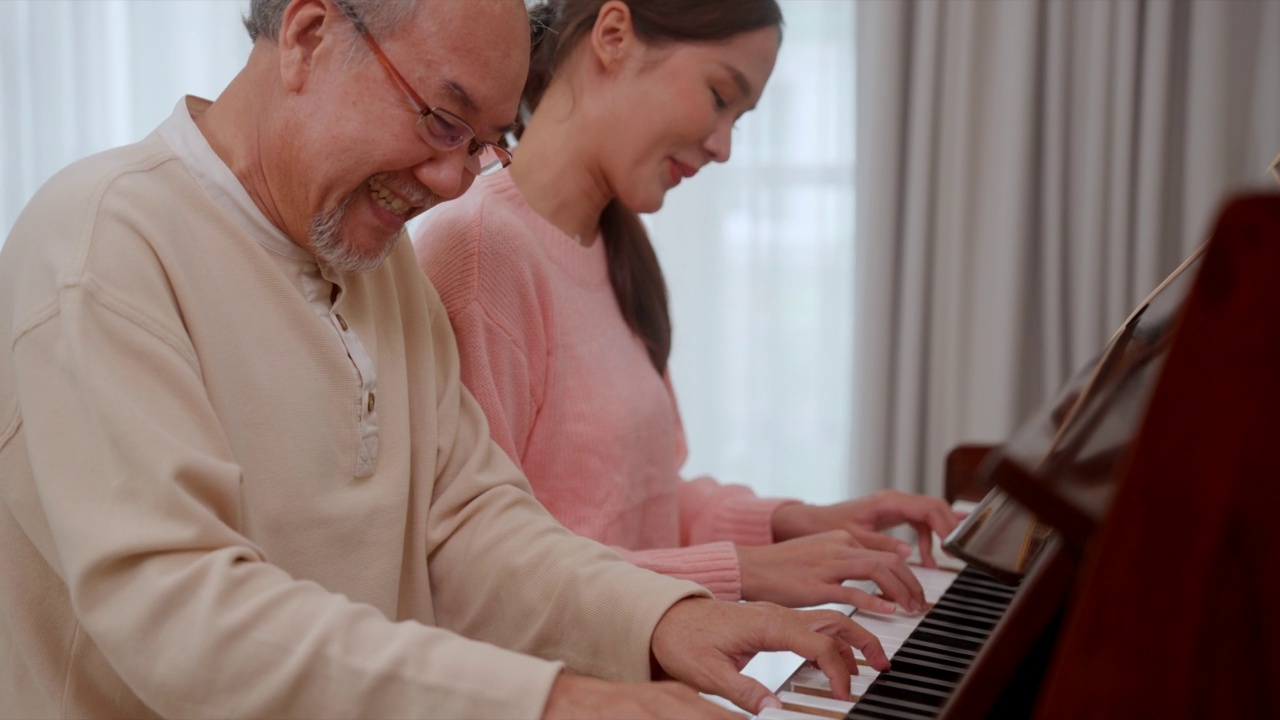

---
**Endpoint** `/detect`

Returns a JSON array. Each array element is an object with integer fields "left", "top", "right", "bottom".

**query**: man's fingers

[
  {"left": 834, "top": 620, "right": 891, "bottom": 672},
  {"left": 790, "top": 611, "right": 889, "bottom": 693},
  {"left": 805, "top": 635, "right": 855, "bottom": 702},
  {"left": 701, "top": 660, "right": 782, "bottom": 715}
]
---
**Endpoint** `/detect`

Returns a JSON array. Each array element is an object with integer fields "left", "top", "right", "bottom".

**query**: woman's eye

[{"left": 711, "top": 88, "right": 728, "bottom": 110}]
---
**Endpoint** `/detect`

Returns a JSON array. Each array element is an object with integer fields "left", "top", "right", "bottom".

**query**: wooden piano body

[{"left": 763, "top": 194, "right": 1280, "bottom": 719}]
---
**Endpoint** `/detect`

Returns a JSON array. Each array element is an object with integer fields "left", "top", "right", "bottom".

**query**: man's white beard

[{"left": 309, "top": 189, "right": 400, "bottom": 274}]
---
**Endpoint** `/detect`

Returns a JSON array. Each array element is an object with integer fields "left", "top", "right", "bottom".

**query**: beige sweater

[{"left": 0, "top": 115, "right": 706, "bottom": 718}]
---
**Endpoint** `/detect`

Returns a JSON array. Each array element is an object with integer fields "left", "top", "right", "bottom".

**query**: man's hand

[
  {"left": 772, "top": 491, "right": 962, "bottom": 568},
  {"left": 649, "top": 597, "right": 891, "bottom": 715},
  {"left": 738, "top": 530, "right": 927, "bottom": 612},
  {"left": 542, "top": 673, "right": 744, "bottom": 720}
]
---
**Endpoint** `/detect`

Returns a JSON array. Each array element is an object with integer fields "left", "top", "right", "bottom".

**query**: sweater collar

[{"left": 155, "top": 96, "right": 316, "bottom": 265}]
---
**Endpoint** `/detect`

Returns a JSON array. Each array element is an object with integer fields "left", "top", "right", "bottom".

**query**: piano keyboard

[{"left": 756, "top": 564, "right": 1020, "bottom": 720}]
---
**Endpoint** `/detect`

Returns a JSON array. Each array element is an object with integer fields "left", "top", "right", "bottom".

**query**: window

[{"left": 646, "top": 1, "right": 858, "bottom": 503}]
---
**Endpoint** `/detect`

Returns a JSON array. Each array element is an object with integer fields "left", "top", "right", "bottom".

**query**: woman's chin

[{"left": 622, "top": 191, "right": 666, "bottom": 215}]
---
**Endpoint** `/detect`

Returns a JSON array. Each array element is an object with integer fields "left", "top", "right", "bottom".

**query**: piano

[{"left": 737, "top": 194, "right": 1280, "bottom": 719}]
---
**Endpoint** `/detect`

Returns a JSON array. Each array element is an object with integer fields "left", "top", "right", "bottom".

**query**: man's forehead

[{"left": 394, "top": 0, "right": 529, "bottom": 133}]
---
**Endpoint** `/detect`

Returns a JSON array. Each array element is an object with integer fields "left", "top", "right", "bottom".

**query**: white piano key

[
  {"left": 789, "top": 663, "right": 879, "bottom": 698},
  {"left": 779, "top": 690, "right": 855, "bottom": 719},
  {"left": 736, "top": 650, "right": 812, "bottom": 701},
  {"left": 849, "top": 611, "right": 923, "bottom": 643},
  {"left": 913, "top": 566, "right": 963, "bottom": 602},
  {"left": 757, "top": 706, "right": 832, "bottom": 720}
]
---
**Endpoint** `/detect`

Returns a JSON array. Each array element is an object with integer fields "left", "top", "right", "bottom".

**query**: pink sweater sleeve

[
  {"left": 608, "top": 543, "right": 743, "bottom": 601},
  {"left": 415, "top": 211, "right": 542, "bottom": 464}
]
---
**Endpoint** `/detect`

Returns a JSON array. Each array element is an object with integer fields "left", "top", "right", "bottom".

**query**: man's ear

[
  {"left": 590, "top": 0, "right": 639, "bottom": 74},
  {"left": 278, "top": 0, "right": 333, "bottom": 93}
]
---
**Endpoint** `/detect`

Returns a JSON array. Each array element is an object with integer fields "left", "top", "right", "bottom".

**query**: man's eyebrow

[
  {"left": 439, "top": 79, "right": 478, "bottom": 114},
  {"left": 438, "top": 79, "right": 519, "bottom": 137}
]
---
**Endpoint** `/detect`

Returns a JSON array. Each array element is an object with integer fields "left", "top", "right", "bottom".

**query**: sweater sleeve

[
  {"left": 415, "top": 204, "right": 543, "bottom": 465},
  {"left": 610, "top": 542, "right": 743, "bottom": 601}
]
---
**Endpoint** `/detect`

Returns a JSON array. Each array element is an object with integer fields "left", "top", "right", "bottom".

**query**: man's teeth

[{"left": 368, "top": 178, "right": 411, "bottom": 215}]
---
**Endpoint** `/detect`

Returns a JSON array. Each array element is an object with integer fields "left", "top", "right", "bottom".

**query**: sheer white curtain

[
  {"left": 854, "top": 0, "right": 1280, "bottom": 497},
  {"left": 1, "top": 1, "right": 252, "bottom": 241},
  {"left": 647, "top": 1, "right": 858, "bottom": 504}
]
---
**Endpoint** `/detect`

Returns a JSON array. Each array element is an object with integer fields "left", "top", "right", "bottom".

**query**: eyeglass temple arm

[{"left": 334, "top": 0, "right": 429, "bottom": 117}]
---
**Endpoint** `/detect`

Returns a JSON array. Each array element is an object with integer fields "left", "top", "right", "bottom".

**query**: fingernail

[
  {"left": 760, "top": 696, "right": 782, "bottom": 711},
  {"left": 879, "top": 600, "right": 896, "bottom": 613},
  {"left": 896, "top": 543, "right": 911, "bottom": 556}
]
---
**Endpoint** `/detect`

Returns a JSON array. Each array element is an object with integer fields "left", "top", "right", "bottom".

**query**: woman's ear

[
  {"left": 590, "top": 0, "right": 638, "bottom": 73},
  {"left": 278, "top": 0, "right": 332, "bottom": 92}
]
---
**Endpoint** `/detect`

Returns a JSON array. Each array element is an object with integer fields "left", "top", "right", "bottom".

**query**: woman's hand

[
  {"left": 771, "top": 490, "right": 963, "bottom": 568},
  {"left": 737, "top": 530, "right": 927, "bottom": 612}
]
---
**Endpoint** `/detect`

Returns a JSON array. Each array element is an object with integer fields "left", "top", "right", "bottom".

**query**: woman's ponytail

[{"left": 600, "top": 199, "right": 672, "bottom": 375}]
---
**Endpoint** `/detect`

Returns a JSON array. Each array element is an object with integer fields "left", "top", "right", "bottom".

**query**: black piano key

[
  {"left": 839, "top": 566, "right": 1021, "bottom": 719},
  {"left": 952, "top": 570, "right": 1019, "bottom": 593},
  {"left": 876, "top": 678, "right": 954, "bottom": 701},
  {"left": 879, "top": 656, "right": 966, "bottom": 683},
  {"left": 916, "top": 613, "right": 987, "bottom": 632},
  {"left": 933, "top": 593, "right": 1009, "bottom": 617},
  {"left": 908, "top": 623, "right": 988, "bottom": 646},
  {"left": 847, "top": 703, "right": 937, "bottom": 720},
  {"left": 856, "top": 685, "right": 948, "bottom": 711},
  {"left": 927, "top": 604, "right": 1000, "bottom": 627},
  {"left": 903, "top": 637, "right": 978, "bottom": 661},
  {"left": 945, "top": 581, "right": 1016, "bottom": 604},
  {"left": 951, "top": 576, "right": 1018, "bottom": 598},
  {"left": 889, "top": 650, "right": 969, "bottom": 674},
  {"left": 876, "top": 670, "right": 958, "bottom": 694},
  {"left": 890, "top": 649, "right": 971, "bottom": 674}
]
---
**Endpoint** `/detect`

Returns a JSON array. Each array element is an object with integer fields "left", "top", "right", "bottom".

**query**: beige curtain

[{"left": 853, "top": 0, "right": 1280, "bottom": 496}]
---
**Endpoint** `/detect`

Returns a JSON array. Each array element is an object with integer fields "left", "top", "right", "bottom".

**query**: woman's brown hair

[{"left": 523, "top": 0, "right": 783, "bottom": 375}]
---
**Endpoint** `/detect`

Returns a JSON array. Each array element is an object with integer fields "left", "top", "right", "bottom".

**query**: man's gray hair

[{"left": 243, "top": 0, "right": 418, "bottom": 43}]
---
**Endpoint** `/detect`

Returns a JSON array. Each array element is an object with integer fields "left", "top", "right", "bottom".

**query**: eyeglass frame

[{"left": 334, "top": 1, "right": 513, "bottom": 176}]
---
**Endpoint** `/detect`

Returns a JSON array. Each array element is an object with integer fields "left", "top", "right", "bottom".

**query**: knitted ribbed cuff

[
  {"left": 622, "top": 541, "right": 744, "bottom": 601},
  {"left": 714, "top": 496, "right": 799, "bottom": 547}
]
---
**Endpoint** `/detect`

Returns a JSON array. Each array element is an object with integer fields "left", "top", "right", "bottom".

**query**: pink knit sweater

[{"left": 413, "top": 170, "right": 793, "bottom": 600}]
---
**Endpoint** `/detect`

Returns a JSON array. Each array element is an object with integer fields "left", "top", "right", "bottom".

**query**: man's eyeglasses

[{"left": 336, "top": 1, "right": 513, "bottom": 176}]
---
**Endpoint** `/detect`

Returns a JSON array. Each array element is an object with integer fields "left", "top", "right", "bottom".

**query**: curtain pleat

[{"left": 855, "top": 0, "right": 1280, "bottom": 497}]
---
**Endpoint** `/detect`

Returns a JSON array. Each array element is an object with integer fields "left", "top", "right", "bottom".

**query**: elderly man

[{"left": 0, "top": 0, "right": 887, "bottom": 718}]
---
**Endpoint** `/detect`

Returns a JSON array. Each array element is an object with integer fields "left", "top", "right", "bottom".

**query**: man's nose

[{"left": 412, "top": 149, "right": 473, "bottom": 202}]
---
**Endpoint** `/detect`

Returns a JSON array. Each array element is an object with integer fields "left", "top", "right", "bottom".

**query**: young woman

[{"left": 413, "top": 0, "right": 958, "bottom": 613}]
